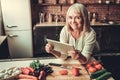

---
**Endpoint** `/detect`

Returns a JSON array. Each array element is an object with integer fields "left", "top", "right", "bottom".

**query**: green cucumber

[
  {"left": 90, "top": 69, "right": 107, "bottom": 79},
  {"left": 96, "top": 72, "right": 112, "bottom": 80}
]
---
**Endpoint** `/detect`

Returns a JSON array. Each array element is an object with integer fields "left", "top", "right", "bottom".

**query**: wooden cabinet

[
  {"left": 34, "top": 23, "right": 120, "bottom": 57},
  {"left": 93, "top": 25, "right": 120, "bottom": 53},
  {"left": 33, "top": 26, "right": 63, "bottom": 57}
]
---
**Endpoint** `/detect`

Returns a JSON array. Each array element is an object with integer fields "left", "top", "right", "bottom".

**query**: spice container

[
  {"left": 116, "top": 0, "right": 120, "bottom": 4},
  {"left": 38, "top": 0, "right": 43, "bottom": 4},
  {"left": 39, "top": 13, "right": 45, "bottom": 23},
  {"left": 48, "top": 13, "right": 52, "bottom": 23},
  {"left": 59, "top": 0, "right": 67, "bottom": 4},
  {"left": 98, "top": 0, "right": 102, "bottom": 3},
  {"left": 67, "top": 0, "right": 75, "bottom": 4}
]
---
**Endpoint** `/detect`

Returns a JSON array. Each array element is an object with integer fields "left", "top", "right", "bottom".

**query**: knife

[{"left": 48, "top": 63, "right": 74, "bottom": 69}]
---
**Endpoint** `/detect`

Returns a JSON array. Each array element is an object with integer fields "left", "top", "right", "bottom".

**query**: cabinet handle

[
  {"left": 6, "top": 25, "right": 18, "bottom": 28},
  {"left": 8, "top": 35, "right": 18, "bottom": 38}
]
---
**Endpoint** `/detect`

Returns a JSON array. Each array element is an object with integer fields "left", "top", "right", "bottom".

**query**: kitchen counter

[
  {"left": 35, "top": 21, "right": 120, "bottom": 27},
  {"left": 0, "top": 57, "right": 114, "bottom": 80}
]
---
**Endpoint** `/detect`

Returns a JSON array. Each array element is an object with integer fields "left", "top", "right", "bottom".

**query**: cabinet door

[
  {"left": 101, "top": 27, "right": 120, "bottom": 52},
  {"left": 6, "top": 30, "right": 33, "bottom": 58},
  {"left": 34, "top": 27, "right": 57, "bottom": 53}
]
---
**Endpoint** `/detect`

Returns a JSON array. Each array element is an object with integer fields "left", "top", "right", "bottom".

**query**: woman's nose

[{"left": 71, "top": 18, "right": 76, "bottom": 23}]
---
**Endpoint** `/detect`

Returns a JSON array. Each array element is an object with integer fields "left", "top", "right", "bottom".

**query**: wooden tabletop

[
  {"left": 0, "top": 57, "right": 114, "bottom": 80},
  {"left": 0, "top": 58, "right": 90, "bottom": 80}
]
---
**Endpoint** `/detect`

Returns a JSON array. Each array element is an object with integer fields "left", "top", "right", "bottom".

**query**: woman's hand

[
  {"left": 68, "top": 50, "right": 81, "bottom": 60},
  {"left": 45, "top": 43, "right": 54, "bottom": 53},
  {"left": 68, "top": 50, "right": 87, "bottom": 64}
]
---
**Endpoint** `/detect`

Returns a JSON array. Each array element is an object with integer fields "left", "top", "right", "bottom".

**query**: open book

[{"left": 46, "top": 39, "right": 74, "bottom": 53}]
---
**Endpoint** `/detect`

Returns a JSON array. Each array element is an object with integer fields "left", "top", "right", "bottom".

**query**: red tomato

[
  {"left": 88, "top": 67, "right": 97, "bottom": 73},
  {"left": 94, "top": 64, "right": 102, "bottom": 70},
  {"left": 21, "top": 67, "right": 30, "bottom": 75},
  {"left": 26, "top": 67, "right": 34, "bottom": 72},
  {"left": 92, "top": 61, "right": 99, "bottom": 65},
  {"left": 86, "top": 62, "right": 92, "bottom": 68},
  {"left": 59, "top": 70, "right": 68, "bottom": 75},
  {"left": 72, "top": 68, "right": 79, "bottom": 76}
]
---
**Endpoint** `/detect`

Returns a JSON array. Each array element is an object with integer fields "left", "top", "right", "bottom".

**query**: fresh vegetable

[
  {"left": 21, "top": 67, "right": 30, "bottom": 75},
  {"left": 21, "top": 67, "right": 34, "bottom": 75},
  {"left": 96, "top": 72, "right": 112, "bottom": 80},
  {"left": 30, "top": 60, "right": 41, "bottom": 70},
  {"left": 18, "top": 74, "right": 37, "bottom": 80},
  {"left": 86, "top": 63, "right": 92, "bottom": 69},
  {"left": 88, "top": 67, "right": 97, "bottom": 73},
  {"left": 38, "top": 70, "right": 46, "bottom": 80},
  {"left": 95, "top": 64, "right": 102, "bottom": 70},
  {"left": 86, "top": 60, "right": 103, "bottom": 73},
  {"left": 90, "top": 69, "right": 107, "bottom": 79},
  {"left": 59, "top": 70, "right": 68, "bottom": 75},
  {"left": 26, "top": 67, "right": 34, "bottom": 73},
  {"left": 92, "top": 61, "right": 99, "bottom": 65},
  {"left": 72, "top": 68, "right": 80, "bottom": 76}
]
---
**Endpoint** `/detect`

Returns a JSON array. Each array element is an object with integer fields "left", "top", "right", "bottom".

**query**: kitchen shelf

[
  {"left": 37, "top": 3, "right": 73, "bottom": 6},
  {"left": 38, "top": 2, "right": 120, "bottom": 6}
]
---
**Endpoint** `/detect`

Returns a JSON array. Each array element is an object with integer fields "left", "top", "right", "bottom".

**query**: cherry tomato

[
  {"left": 86, "top": 62, "right": 92, "bottom": 68},
  {"left": 88, "top": 67, "right": 97, "bottom": 73},
  {"left": 92, "top": 61, "right": 99, "bottom": 65},
  {"left": 94, "top": 64, "right": 102, "bottom": 70},
  {"left": 59, "top": 70, "right": 68, "bottom": 75},
  {"left": 72, "top": 68, "right": 79, "bottom": 76}
]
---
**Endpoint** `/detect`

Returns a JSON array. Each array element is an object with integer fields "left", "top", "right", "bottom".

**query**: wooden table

[
  {"left": 0, "top": 57, "right": 90, "bottom": 80},
  {"left": 0, "top": 57, "right": 114, "bottom": 80}
]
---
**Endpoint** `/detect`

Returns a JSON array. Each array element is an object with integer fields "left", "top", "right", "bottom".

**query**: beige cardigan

[{"left": 59, "top": 26, "right": 99, "bottom": 63}]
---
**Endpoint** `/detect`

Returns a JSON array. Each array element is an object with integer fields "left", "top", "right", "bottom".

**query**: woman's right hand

[{"left": 45, "top": 43, "right": 54, "bottom": 53}]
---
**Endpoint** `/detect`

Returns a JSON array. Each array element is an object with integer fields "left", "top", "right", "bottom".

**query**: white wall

[{"left": 0, "top": 1, "right": 3, "bottom": 35}]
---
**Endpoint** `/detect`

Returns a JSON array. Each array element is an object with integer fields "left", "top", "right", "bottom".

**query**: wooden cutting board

[{"left": 46, "top": 64, "right": 90, "bottom": 80}]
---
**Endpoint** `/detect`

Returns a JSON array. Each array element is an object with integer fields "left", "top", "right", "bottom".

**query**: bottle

[
  {"left": 38, "top": 0, "right": 43, "bottom": 4},
  {"left": 116, "top": 0, "right": 120, "bottom": 4},
  {"left": 48, "top": 13, "right": 52, "bottom": 23},
  {"left": 91, "top": 13, "right": 97, "bottom": 23},
  {"left": 98, "top": 0, "right": 102, "bottom": 4},
  {"left": 39, "top": 13, "right": 45, "bottom": 23},
  {"left": 67, "top": 0, "right": 75, "bottom": 4}
]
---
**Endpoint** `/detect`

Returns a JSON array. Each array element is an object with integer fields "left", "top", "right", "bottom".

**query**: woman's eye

[
  {"left": 76, "top": 16, "right": 81, "bottom": 19},
  {"left": 68, "top": 16, "right": 72, "bottom": 19}
]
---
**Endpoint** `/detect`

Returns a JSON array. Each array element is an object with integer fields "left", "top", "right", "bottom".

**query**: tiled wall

[{"left": 31, "top": 0, "right": 120, "bottom": 25}]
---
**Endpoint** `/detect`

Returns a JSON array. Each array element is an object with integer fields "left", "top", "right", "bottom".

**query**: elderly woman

[{"left": 45, "top": 3, "right": 99, "bottom": 64}]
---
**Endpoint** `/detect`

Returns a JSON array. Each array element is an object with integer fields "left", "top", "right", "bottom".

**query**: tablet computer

[{"left": 46, "top": 39, "right": 74, "bottom": 53}]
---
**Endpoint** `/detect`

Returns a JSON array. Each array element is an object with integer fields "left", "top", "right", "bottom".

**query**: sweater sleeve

[
  {"left": 58, "top": 26, "right": 69, "bottom": 60},
  {"left": 81, "top": 29, "right": 96, "bottom": 64}
]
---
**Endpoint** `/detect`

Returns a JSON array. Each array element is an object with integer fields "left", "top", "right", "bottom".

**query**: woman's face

[{"left": 67, "top": 11, "right": 83, "bottom": 31}]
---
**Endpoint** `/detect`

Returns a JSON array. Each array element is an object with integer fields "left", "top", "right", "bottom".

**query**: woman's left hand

[{"left": 68, "top": 50, "right": 81, "bottom": 60}]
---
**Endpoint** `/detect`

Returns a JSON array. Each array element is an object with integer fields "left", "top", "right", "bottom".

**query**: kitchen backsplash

[{"left": 31, "top": 0, "right": 120, "bottom": 25}]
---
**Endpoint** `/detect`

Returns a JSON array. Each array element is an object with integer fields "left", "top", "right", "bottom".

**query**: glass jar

[
  {"left": 38, "top": 0, "right": 43, "bottom": 4},
  {"left": 116, "top": 0, "right": 120, "bottom": 4},
  {"left": 67, "top": 0, "right": 75, "bottom": 4}
]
